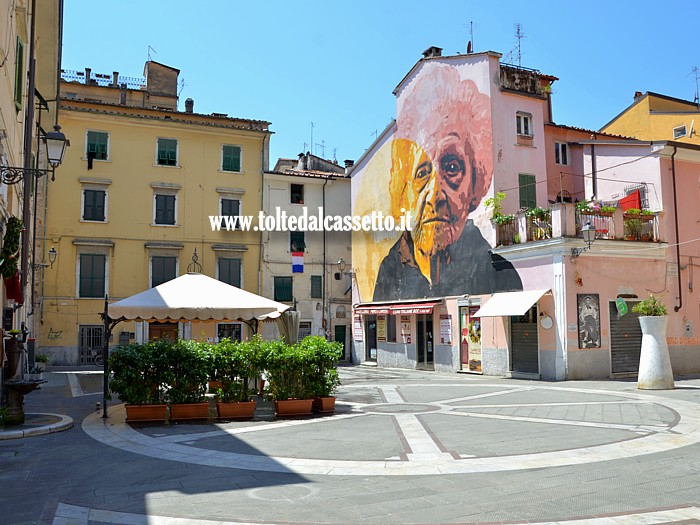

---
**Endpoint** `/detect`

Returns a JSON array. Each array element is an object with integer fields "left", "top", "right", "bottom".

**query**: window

[
  {"left": 290, "top": 231, "right": 305, "bottom": 252},
  {"left": 218, "top": 258, "right": 241, "bottom": 287},
  {"left": 14, "top": 37, "right": 24, "bottom": 110},
  {"left": 151, "top": 256, "right": 177, "bottom": 287},
  {"left": 83, "top": 189, "right": 106, "bottom": 221},
  {"left": 222, "top": 145, "right": 242, "bottom": 172},
  {"left": 157, "top": 138, "right": 178, "bottom": 166},
  {"left": 386, "top": 315, "right": 397, "bottom": 343},
  {"left": 154, "top": 194, "right": 176, "bottom": 225},
  {"left": 310, "top": 275, "right": 322, "bottom": 298},
  {"left": 518, "top": 173, "right": 536, "bottom": 209},
  {"left": 79, "top": 254, "right": 106, "bottom": 298},
  {"left": 516, "top": 112, "right": 533, "bottom": 136},
  {"left": 554, "top": 142, "right": 569, "bottom": 165},
  {"left": 87, "top": 131, "right": 109, "bottom": 160},
  {"left": 291, "top": 183, "right": 304, "bottom": 204},
  {"left": 274, "top": 276, "right": 293, "bottom": 301},
  {"left": 217, "top": 323, "right": 242, "bottom": 342},
  {"left": 674, "top": 125, "right": 687, "bottom": 139},
  {"left": 220, "top": 198, "right": 240, "bottom": 217}
]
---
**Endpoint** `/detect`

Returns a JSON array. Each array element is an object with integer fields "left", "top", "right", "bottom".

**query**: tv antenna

[
  {"left": 178, "top": 78, "right": 186, "bottom": 97},
  {"left": 690, "top": 66, "right": 700, "bottom": 106},
  {"left": 514, "top": 23, "right": 526, "bottom": 67},
  {"left": 468, "top": 20, "right": 474, "bottom": 53},
  {"left": 147, "top": 45, "right": 157, "bottom": 61},
  {"left": 316, "top": 140, "right": 326, "bottom": 158}
]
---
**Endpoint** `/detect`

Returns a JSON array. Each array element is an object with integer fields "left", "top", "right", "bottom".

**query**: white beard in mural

[{"left": 373, "top": 64, "right": 522, "bottom": 301}]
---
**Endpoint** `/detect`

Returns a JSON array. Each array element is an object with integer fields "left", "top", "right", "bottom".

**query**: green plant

[
  {"left": 302, "top": 336, "right": 342, "bottom": 398},
  {"left": 0, "top": 217, "right": 22, "bottom": 279},
  {"left": 211, "top": 338, "right": 258, "bottom": 403},
  {"left": 625, "top": 208, "right": 642, "bottom": 215},
  {"left": 165, "top": 340, "right": 210, "bottom": 404},
  {"left": 525, "top": 207, "right": 550, "bottom": 220},
  {"left": 493, "top": 213, "right": 515, "bottom": 225},
  {"left": 108, "top": 341, "right": 173, "bottom": 405},
  {"left": 575, "top": 201, "right": 591, "bottom": 212},
  {"left": 624, "top": 218, "right": 644, "bottom": 239},
  {"left": 632, "top": 294, "right": 668, "bottom": 316},
  {"left": 266, "top": 339, "right": 316, "bottom": 401},
  {"left": 513, "top": 233, "right": 521, "bottom": 244},
  {"left": 484, "top": 191, "right": 506, "bottom": 220},
  {"left": 28, "top": 365, "right": 42, "bottom": 374},
  {"left": 34, "top": 354, "right": 49, "bottom": 364},
  {"left": 600, "top": 206, "right": 617, "bottom": 213},
  {"left": 0, "top": 406, "right": 8, "bottom": 426}
]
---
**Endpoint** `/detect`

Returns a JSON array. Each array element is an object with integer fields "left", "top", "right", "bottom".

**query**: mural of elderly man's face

[{"left": 391, "top": 66, "right": 493, "bottom": 259}]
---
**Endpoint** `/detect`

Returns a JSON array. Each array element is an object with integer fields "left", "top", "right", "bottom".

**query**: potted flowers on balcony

[
  {"left": 108, "top": 341, "right": 171, "bottom": 422},
  {"left": 632, "top": 294, "right": 674, "bottom": 390},
  {"left": 623, "top": 208, "right": 655, "bottom": 241},
  {"left": 166, "top": 340, "right": 211, "bottom": 421},
  {"left": 212, "top": 338, "right": 257, "bottom": 419}
]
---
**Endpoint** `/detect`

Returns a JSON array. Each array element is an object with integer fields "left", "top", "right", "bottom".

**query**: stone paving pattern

[{"left": 2, "top": 367, "right": 700, "bottom": 524}]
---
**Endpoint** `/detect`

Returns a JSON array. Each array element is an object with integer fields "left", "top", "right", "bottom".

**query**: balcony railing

[
  {"left": 576, "top": 210, "right": 615, "bottom": 239},
  {"left": 623, "top": 213, "right": 657, "bottom": 242}
]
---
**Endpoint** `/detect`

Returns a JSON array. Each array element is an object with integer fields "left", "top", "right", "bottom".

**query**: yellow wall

[
  {"left": 40, "top": 98, "right": 268, "bottom": 364},
  {"left": 603, "top": 94, "right": 700, "bottom": 144}
]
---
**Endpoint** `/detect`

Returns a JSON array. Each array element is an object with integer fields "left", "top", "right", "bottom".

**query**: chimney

[
  {"left": 185, "top": 98, "right": 194, "bottom": 113},
  {"left": 112, "top": 71, "right": 119, "bottom": 87},
  {"left": 634, "top": 91, "right": 643, "bottom": 100},
  {"left": 344, "top": 159, "right": 354, "bottom": 175},
  {"left": 85, "top": 67, "right": 91, "bottom": 85},
  {"left": 422, "top": 46, "right": 442, "bottom": 59},
  {"left": 119, "top": 84, "right": 127, "bottom": 105}
]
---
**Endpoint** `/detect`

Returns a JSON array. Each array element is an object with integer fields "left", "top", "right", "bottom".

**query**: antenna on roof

[
  {"left": 515, "top": 23, "right": 526, "bottom": 67},
  {"left": 178, "top": 78, "right": 186, "bottom": 97},
  {"left": 690, "top": 66, "right": 700, "bottom": 107},
  {"left": 316, "top": 140, "right": 326, "bottom": 158},
  {"left": 147, "top": 45, "right": 157, "bottom": 61},
  {"left": 469, "top": 20, "right": 474, "bottom": 53}
]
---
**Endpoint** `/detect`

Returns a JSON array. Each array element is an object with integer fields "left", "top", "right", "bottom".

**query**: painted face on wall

[{"left": 391, "top": 64, "right": 493, "bottom": 260}]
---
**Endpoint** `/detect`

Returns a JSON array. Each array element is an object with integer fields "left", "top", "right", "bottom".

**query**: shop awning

[
  {"left": 354, "top": 301, "right": 440, "bottom": 316},
  {"left": 473, "top": 289, "right": 549, "bottom": 318}
]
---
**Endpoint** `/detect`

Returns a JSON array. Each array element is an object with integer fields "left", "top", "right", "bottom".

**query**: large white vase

[{"left": 637, "top": 316, "right": 674, "bottom": 390}]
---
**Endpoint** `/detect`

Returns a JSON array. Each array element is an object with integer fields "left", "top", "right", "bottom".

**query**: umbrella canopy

[
  {"left": 276, "top": 310, "right": 301, "bottom": 344},
  {"left": 108, "top": 272, "right": 289, "bottom": 321}
]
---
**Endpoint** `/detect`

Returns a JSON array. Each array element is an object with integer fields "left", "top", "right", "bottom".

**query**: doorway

[
  {"left": 365, "top": 316, "right": 377, "bottom": 361},
  {"left": 510, "top": 306, "right": 539, "bottom": 375},
  {"left": 610, "top": 301, "right": 642, "bottom": 374},
  {"left": 416, "top": 315, "right": 434, "bottom": 370},
  {"left": 149, "top": 321, "right": 178, "bottom": 341},
  {"left": 334, "top": 325, "right": 347, "bottom": 361}
]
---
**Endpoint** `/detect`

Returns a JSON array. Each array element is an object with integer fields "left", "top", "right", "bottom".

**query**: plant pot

[
  {"left": 217, "top": 400, "right": 256, "bottom": 419},
  {"left": 125, "top": 404, "right": 167, "bottom": 422},
  {"left": 313, "top": 396, "right": 336, "bottom": 413},
  {"left": 26, "top": 373, "right": 43, "bottom": 381},
  {"left": 637, "top": 316, "right": 674, "bottom": 390},
  {"left": 169, "top": 402, "right": 211, "bottom": 420},
  {"left": 35, "top": 362, "right": 46, "bottom": 372},
  {"left": 275, "top": 398, "right": 313, "bottom": 416}
]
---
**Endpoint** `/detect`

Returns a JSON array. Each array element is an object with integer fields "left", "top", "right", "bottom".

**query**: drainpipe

[
  {"left": 671, "top": 146, "right": 682, "bottom": 312},
  {"left": 258, "top": 132, "right": 270, "bottom": 298},
  {"left": 322, "top": 177, "right": 329, "bottom": 337},
  {"left": 590, "top": 134, "right": 598, "bottom": 199}
]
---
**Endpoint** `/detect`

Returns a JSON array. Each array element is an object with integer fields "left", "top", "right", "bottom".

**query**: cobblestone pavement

[{"left": 3, "top": 366, "right": 700, "bottom": 525}]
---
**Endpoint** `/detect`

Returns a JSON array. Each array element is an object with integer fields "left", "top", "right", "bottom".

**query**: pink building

[{"left": 349, "top": 46, "right": 700, "bottom": 380}]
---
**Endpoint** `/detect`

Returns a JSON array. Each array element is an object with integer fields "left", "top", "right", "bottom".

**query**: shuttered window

[
  {"left": 218, "top": 258, "right": 241, "bottom": 288},
  {"left": 518, "top": 174, "right": 536, "bottom": 209},
  {"left": 151, "top": 256, "right": 177, "bottom": 287},
  {"left": 222, "top": 145, "right": 241, "bottom": 172},
  {"left": 83, "top": 189, "right": 106, "bottom": 221},
  {"left": 310, "top": 275, "right": 322, "bottom": 298},
  {"left": 79, "top": 254, "right": 105, "bottom": 298},
  {"left": 274, "top": 276, "right": 293, "bottom": 302}
]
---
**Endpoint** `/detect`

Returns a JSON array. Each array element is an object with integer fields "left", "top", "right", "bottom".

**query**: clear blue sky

[{"left": 62, "top": 0, "right": 700, "bottom": 166}]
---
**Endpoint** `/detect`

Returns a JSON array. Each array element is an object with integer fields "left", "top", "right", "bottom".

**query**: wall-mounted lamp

[
  {"left": 32, "top": 246, "right": 57, "bottom": 270},
  {"left": 336, "top": 258, "right": 356, "bottom": 279},
  {"left": 1, "top": 125, "right": 69, "bottom": 184},
  {"left": 571, "top": 222, "right": 596, "bottom": 259}
]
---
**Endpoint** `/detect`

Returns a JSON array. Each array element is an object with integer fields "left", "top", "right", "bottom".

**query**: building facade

[
  {"left": 349, "top": 46, "right": 700, "bottom": 380},
  {"left": 261, "top": 153, "right": 352, "bottom": 359},
  {"left": 39, "top": 61, "right": 271, "bottom": 364}
]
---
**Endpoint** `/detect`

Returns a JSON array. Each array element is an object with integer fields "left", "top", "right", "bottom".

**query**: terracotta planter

[
  {"left": 217, "top": 400, "right": 256, "bottom": 419},
  {"left": 169, "top": 402, "right": 211, "bottom": 420},
  {"left": 125, "top": 404, "right": 167, "bottom": 422},
  {"left": 313, "top": 396, "right": 336, "bottom": 413},
  {"left": 275, "top": 398, "right": 313, "bottom": 416}
]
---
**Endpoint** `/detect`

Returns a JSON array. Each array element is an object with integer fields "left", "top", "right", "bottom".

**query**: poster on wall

[
  {"left": 577, "top": 294, "right": 601, "bottom": 348},
  {"left": 461, "top": 306, "right": 482, "bottom": 373},
  {"left": 400, "top": 315, "right": 411, "bottom": 344},
  {"left": 353, "top": 316, "right": 363, "bottom": 341},
  {"left": 377, "top": 315, "right": 387, "bottom": 342},
  {"left": 440, "top": 314, "right": 452, "bottom": 345}
]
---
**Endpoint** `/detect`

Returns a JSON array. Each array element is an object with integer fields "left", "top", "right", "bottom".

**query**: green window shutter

[
  {"left": 274, "top": 276, "right": 293, "bottom": 302},
  {"left": 83, "top": 190, "right": 105, "bottom": 221},
  {"left": 218, "top": 258, "right": 241, "bottom": 287},
  {"left": 14, "top": 37, "right": 24, "bottom": 109},
  {"left": 79, "top": 254, "right": 105, "bottom": 298},
  {"left": 155, "top": 195, "right": 176, "bottom": 225},
  {"left": 152, "top": 256, "right": 176, "bottom": 287},
  {"left": 222, "top": 145, "right": 241, "bottom": 172},
  {"left": 220, "top": 198, "right": 240, "bottom": 217},
  {"left": 519, "top": 174, "right": 536, "bottom": 209},
  {"left": 87, "top": 131, "right": 108, "bottom": 160},
  {"left": 157, "top": 139, "right": 177, "bottom": 166},
  {"left": 310, "top": 275, "right": 322, "bottom": 298}
]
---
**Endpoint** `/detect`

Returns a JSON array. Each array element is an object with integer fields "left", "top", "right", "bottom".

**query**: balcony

[{"left": 494, "top": 203, "right": 661, "bottom": 248}]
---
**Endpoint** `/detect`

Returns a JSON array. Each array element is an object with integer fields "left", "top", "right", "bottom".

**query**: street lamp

[
  {"left": 32, "top": 246, "right": 57, "bottom": 270},
  {"left": 1, "top": 125, "right": 69, "bottom": 184},
  {"left": 571, "top": 222, "right": 597, "bottom": 258}
]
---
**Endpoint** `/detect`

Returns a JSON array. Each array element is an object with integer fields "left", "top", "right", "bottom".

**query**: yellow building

[
  {"left": 40, "top": 61, "right": 271, "bottom": 365},
  {"left": 601, "top": 91, "right": 700, "bottom": 143},
  {"left": 0, "top": 0, "right": 61, "bottom": 340}
]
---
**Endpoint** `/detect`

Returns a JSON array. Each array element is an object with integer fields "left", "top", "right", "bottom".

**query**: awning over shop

[
  {"left": 354, "top": 301, "right": 440, "bottom": 316},
  {"left": 473, "top": 289, "right": 549, "bottom": 318}
]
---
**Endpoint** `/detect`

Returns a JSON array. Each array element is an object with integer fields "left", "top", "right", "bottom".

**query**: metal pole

[{"left": 102, "top": 295, "right": 109, "bottom": 419}]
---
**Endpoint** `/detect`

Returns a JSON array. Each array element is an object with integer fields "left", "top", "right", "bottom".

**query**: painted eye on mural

[
  {"left": 414, "top": 161, "right": 433, "bottom": 182},
  {"left": 440, "top": 154, "right": 465, "bottom": 181}
]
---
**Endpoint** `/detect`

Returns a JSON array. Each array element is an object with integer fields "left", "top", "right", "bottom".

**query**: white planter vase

[{"left": 637, "top": 316, "right": 674, "bottom": 390}]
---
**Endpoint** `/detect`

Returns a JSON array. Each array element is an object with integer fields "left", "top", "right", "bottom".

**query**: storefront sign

[
  {"left": 440, "top": 314, "right": 452, "bottom": 345},
  {"left": 353, "top": 316, "right": 363, "bottom": 341},
  {"left": 400, "top": 315, "right": 411, "bottom": 344},
  {"left": 377, "top": 315, "right": 387, "bottom": 342}
]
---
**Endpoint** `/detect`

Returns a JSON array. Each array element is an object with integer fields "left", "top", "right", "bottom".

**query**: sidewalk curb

[{"left": 0, "top": 413, "right": 74, "bottom": 440}]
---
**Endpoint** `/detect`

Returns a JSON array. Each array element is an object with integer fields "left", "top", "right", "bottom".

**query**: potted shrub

[
  {"left": 213, "top": 339, "right": 256, "bottom": 419},
  {"left": 166, "top": 340, "right": 211, "bottom": 420},
  {"left": 266, "top": 340, "right": 314, "bottom": 416},
  {"left": 34, "top": 353, "right": 49, "bottom": 372},
  {"left": 303, "top": 336, "right": 342, "bottom": 413},
  {"left": 108, "top": 341, "right": 170, "bottom": 422},
  {"left": 26, "top": 365, "right": 43, "bottom": 381},
  {"left": 632, "top": 294, "right": 674, "bottom": 390}
]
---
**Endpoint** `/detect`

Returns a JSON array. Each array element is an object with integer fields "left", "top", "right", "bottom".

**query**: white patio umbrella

[{"left": 276, "top": 310, "right": 301, "bottom": 344}]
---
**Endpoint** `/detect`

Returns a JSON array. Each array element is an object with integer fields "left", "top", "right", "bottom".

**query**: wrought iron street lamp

[
  {"left": 1, "top": 125, "right": 69, "bottom": 184},
  {"left": 571, "top": 222, "right": 597, "bottom": 258},
  {"left": 31, "top": 246, "right": 57, "bottom": 270}
]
